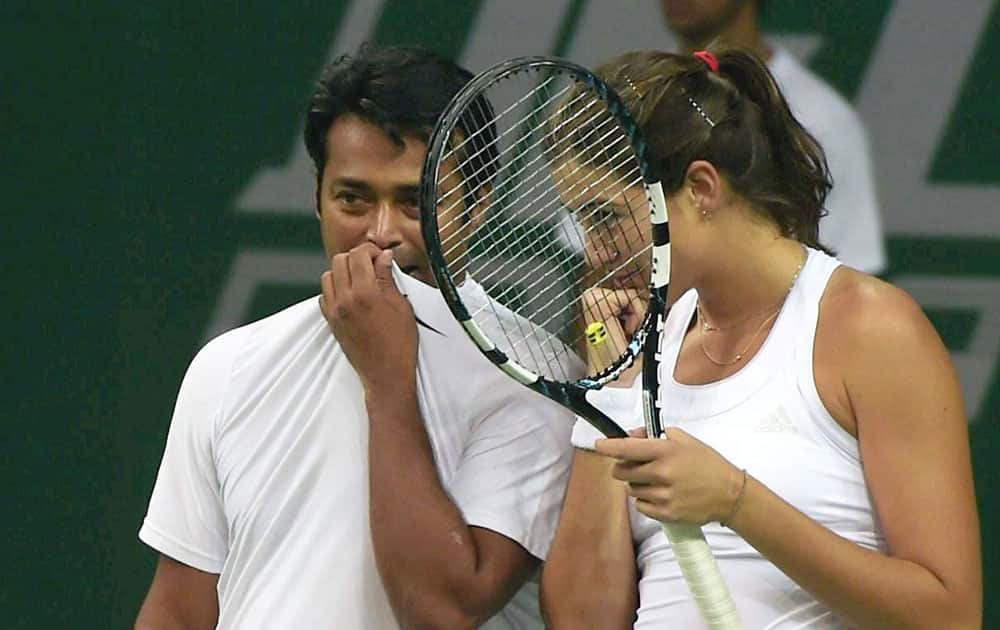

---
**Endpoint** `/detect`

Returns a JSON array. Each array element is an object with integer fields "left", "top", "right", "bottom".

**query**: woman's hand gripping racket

[{"left": 419, "top": 56, "right": 741, "bottom": 629}]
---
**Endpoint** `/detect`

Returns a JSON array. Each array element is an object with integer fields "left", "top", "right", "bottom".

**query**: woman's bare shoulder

[
  {"left": 820, "top": 267, "right": 930, "bottom": 341},
  {"left": 819, "top": 266, "right": 953, "bottom": 387}
]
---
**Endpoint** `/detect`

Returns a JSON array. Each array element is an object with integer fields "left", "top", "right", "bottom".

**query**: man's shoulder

[
  {"left": 416, "top": 289, "right": 579, "bottom": 423},
  {"left": 190, "top": 296, "right": 324, "bottom": 378},
  {"left": 768, "top": 46, "right": 865, "bottom": 133},
  {"left": 459, "top": 281, "right": 586, "bottom": 380}
]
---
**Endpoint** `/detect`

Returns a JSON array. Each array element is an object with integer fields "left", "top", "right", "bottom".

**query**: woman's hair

[{"left": 562, "top": 48, "right": 834, "bottom": 251}]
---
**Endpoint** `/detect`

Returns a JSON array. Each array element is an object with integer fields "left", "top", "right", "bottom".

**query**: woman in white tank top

[{"left": 541, "top": 48, "right": 981, "bottom": 629}]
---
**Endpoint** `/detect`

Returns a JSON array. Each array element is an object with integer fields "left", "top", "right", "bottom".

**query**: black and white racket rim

[{"left": 420, "top": 56, "right": 671, "bottom": 436}]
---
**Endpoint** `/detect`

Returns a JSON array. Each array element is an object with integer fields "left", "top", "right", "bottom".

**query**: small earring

[{"left": 700, "top": 207, "right": 710, "bottom": 220}]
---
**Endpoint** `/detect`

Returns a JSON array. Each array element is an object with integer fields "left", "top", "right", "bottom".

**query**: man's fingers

[
  {"left": 331, "top": 252, "right": 351, "bottom": 296},
  {"left": 373, "top": 249, "right": 396, "bottom": 287},
  {"left": 348, "top": 245, "right": 378, "bottom": 288},
  {"left": 319, "top": 271, "right": 336, "bottom": 326},
  {"left": 325, "top": 246, "right": 403, "bottom": 326}
]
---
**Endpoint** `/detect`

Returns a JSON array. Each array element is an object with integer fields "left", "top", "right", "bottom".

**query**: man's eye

[
  {"left": 400, "top": 198, "right": 421, "bottom": 219},
  {"left": 338, "top": 192, "right": 362, "bottom": 204}
]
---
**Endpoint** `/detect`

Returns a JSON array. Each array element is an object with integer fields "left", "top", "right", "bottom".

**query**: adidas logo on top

[{"left": 754, "top": 406, "right": 798, "bottom": 434}]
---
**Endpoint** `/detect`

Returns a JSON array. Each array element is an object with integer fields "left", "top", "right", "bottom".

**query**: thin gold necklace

[
  {"left": 696, "top": 298, "right": 783, "bottom": 332},
  {"left": 698, "top": 309, "right": 780, "bottom": 366},
  {"left": 697, "top": 253, "right": 806, "bottom": 367}
]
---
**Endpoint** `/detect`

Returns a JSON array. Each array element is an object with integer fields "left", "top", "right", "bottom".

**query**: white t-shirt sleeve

[
  {"left": 138, "top": 332, "right": 239, "bottom": 573},
  {"left": 447, "top": 395, "right": 574, "bottom": 560},
  {"left": 769, "top": 48, "right": 886, "bottom": 275},
  {"left": 570, "top": 378, "right": 645, "bottom": 451},
  {"left": 817, "top": 111, "right": 886, "bottom": 274}
]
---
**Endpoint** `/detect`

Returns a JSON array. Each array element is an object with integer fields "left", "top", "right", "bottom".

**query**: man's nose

[{"left": 367, "top": 202, "right": 403, "bottom": 250}]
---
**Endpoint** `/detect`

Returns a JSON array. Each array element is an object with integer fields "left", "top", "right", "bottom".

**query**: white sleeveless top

[{"left": 629, "top": 248, "right": 886, "bottom": 628}]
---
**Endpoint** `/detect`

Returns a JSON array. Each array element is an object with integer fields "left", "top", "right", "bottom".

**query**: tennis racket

[{"left": 419, "top": 56, "right": 741, "bottom": 629}]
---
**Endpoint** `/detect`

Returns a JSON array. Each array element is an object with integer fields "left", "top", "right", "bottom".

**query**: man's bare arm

[{"left": 134, "top": 555, "right": 218, "bottom": 630}]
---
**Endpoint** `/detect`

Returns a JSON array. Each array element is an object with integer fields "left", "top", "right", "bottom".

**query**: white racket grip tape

[
  {"left": 644, "top": 380, "right": 740, "bottom": 628},
  {"left": 662, "top": 523, "right": 743, "bottom": 629}
]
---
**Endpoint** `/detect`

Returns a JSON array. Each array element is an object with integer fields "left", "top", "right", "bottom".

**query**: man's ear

[
  {"left": 314, "top": 169, "right": 324, "bottom": 220},
  {"left": 467, "top": 183, "right": 493, "bottom": 231}
]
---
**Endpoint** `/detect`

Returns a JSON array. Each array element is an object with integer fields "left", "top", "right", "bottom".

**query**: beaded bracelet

[{"left": 721, "top": 469, "right": 748, "bottom": 528}]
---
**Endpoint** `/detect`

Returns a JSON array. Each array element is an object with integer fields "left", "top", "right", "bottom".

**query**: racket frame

[
  {"left": 420, "top": 56, "right": 663, "bottom": 440},
  {"left": 420, "top": 54, "right": 742, "bottom": 630}
]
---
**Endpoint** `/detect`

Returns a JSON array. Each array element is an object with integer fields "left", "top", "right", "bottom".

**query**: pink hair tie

[{"left": 693, "top": 50, "right": 719, "bottom": 73}]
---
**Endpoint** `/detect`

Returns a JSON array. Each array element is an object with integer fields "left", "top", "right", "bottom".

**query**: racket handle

[{"left": 661, "top": 523, "right": 743, "bottom": 629}]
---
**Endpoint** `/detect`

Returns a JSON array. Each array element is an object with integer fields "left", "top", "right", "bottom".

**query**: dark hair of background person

[
  {"left": 556, "top": 47, "right": 833, "bottom": 252},
  {"left": 304, "top": 43, "right": 498, "bottom": 215}
]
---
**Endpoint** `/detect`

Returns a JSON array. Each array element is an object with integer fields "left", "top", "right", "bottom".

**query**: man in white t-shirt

[
  {"left": 134, "top": 45, "right": 577, "bottom": 630},
  {"left": 660, "top": 0, "right": 886, "bottom": 273}
]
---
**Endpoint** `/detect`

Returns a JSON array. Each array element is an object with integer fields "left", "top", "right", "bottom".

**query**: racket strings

[
  {"left": 469, "top": 147, "right": 645, "bottom": 374},
  {"left": 457, "top": 151, "right": 641, "bottom": 290},
  {"left": 468, "top": 170, "right": 646, "bottom": 335},
  {"left": 463, "top": 165, "right": 646, "bottom": 361},
  {"left": 473, "top": 265, "right": 577, "bottom": 379},
  {"left": 440, "top": 134, "right": 636, "bottom": 267},
  {"left": 434, "top": 76, "right": 611, "bottom": 235},
  {"left": 437, "top": 90, "right": 601, "bottom": 209},
  {"left": 463, "top": 152, "right": 647, "bottom": 324},
  {"left": 439, "top": 81, "right": 584, "bottom": 192},
  {"left": 439, "top": 112, "right": 639, "bottom": 279},
  {"left": 436, "top": 92, "right": 619, "bottom": 263},
  {"left": 442, "top": 74, "right": 569, "bottom": 165},
  {"left": 460, "top": 79, "right": 580, "bottom": 375},
  {"left": 515, "top": 239, "right": 648, "bottom": 330},
  {"left": 475, "top": 209, "right": 647, "bottom": 378},
  {"left": 433, "top": 69, "right": 651, "bottom": 381}
]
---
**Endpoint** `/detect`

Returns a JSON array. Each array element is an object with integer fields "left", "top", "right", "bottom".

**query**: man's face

[
  {"left": 317, "top": 114, "right": 434, "bottom": 285},
  {"left": 660, "top": 0, "right": 747, "bottom": 41},
  {"left": 317, "top": 114, "right": 481, "bottom": 287}
]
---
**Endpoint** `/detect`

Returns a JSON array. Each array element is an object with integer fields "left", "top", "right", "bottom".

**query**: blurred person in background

[{"left": 661, "top": 0, "right": 886, "bottom": 274}]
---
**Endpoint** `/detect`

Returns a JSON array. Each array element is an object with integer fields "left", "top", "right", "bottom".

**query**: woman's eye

[
  {"left": 578, "top": 201, "right": 618, "bottom": 226},
  {"left": 586, "top": 209, "right": 618, "bottom": 228}
]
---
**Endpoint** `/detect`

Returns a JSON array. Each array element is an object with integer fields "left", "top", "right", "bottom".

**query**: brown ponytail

[
  {"left": 713, "top": 49, "right": 831, "bottom": 249},
  {"left": 568, "top": 48, "right": 834, "bottom": 252}
]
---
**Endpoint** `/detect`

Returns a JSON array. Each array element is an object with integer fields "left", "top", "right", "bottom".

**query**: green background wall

[{"left": 4, "top": 1, "right": 997, "bottom": 627}]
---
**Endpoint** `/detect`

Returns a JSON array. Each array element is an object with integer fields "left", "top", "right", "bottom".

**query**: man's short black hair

[{"left": 304, "top": 43, "right": 498, "bottom": 206}]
